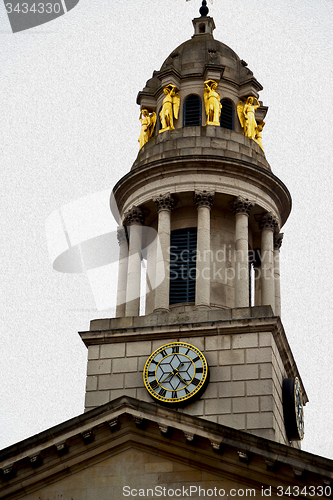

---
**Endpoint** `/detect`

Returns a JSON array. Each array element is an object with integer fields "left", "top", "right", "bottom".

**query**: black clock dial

[
  {"left": 282, "top": 377, "right": 305, "bottom": 441},
  {"left": 143, "top": 342, "right": 209, "bottom": 406}
]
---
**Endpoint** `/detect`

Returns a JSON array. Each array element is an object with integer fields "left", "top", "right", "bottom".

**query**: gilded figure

[
  {"left": 159, "top": 84, "right": 180, "bottom": 133},
  {"left": 203, "top": 79, "right": 222, "bottom": 126},
  {"left": 254, "top": 121, "right": 265, "bottom": 152},
  {"left": 237, "top": 96, "right": 260, "bottom": 140},
  {"left": 138, "top": 109, "right": 156, "bottom": 149}
]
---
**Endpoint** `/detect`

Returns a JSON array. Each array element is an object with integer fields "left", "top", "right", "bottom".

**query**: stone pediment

[{"left": 0, "top": 397, "right": 332, "bottom": 499}]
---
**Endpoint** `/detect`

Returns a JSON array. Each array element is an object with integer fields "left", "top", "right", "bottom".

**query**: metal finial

[{"left": 199, "top": 0, "right": 209, "bottom": 17}]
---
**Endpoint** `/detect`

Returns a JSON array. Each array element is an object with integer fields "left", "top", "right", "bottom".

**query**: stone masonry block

[
  {"left": 259, "top": 332, "right": 273, "bottom": 347},
  {"left": 125, "top": 372, "right": 143, "bottom": 389},
  {"left": 127, "top": 341, "right": 152, "bottom": 357},
  {"left": 211, "top": 138, "right": 227, "bottom": 149},
  {"left": 138, "top": 356, "right": 149, "bottom": 371},
  {"left": 205, "top": 398, "right": 231, "bottom": 415},
  {"left": 100, "top": 343, "right": 125, "bottom": 359},
  {"left": 86, "top": 376, "right": 97, "bottom": 391},
  {"left": 177, "top": 137, "right": 196, "bottom": 149},
  {"left": 85, "top": 390, "right": 110, "bottom": 408},
  {"left": 87, "top": 359, "right": 111, "bottom": 376},
  {"left": 183, "top": 126, "right": 201, "bottom": 137},
  {"left": 232, "top": 364, "right": 259, "bottom": 381},
  {"left": 210, "top": 366, "right": 231, "bottom": 382},
  {"left": 226, "top": 141, "right": 240, "bottom": 153},
  {"left": 246, "top": 347, "right": 272, "bottom": 364},
  {"left": 202, "top": 382, "right": 218, "bottom": 399},
  {"left": 218, "top": 413, "right": 245, "bottom": 429},
  {"left": 219, "top": 381, "right": 245, "bottom": 398},
  {"left": 88, "top": 345, "right": 99, "bottom": 360},
  {"left": 219, "top": 349, "right": 245, "bottom": 365},
  {"left": 260, "top": 395, "right": 274, "bottom": 412},
  {"left": 99, "top": 374, "right": 124, "bottom": 390},
  {"left": 205, "top": 126, "right": 216, "bottom": 137},
  {"left": 232, "top": 333, "right": 258, "bottom": 349},
  {"left": 246, "top": 379, "right": 273, "bottom": 396},
  {"left": 113, "top": 357, "right": 138, "bottom": 373},
  {"left": 206, "top": 335, "right": 231, "bottom": 351},
  {"left": 233, "top": 397, "right": 259, "bottom": 414},
  {"left": 247, "top": 412, "right": 274, "bottom": 429},
  {"left": 181, "top": 147, "right": 203, "bottom": 156},
  {"left": 204, "top": 415, "right": 218, "bottom": 424},
  {"left": 178, "top": 399, "right": 204, "bottom": 417},
  {"left": 110, "top": 388, "right": 136, "bottom": 400},
  {"left": 137, "top": 387, "right": 154, "bottom": 403},
  {"left": 181, "top": 336, "right": 205, "bottom": 351},
  {"left": 259, "top": 363, "right": 273, "bottom": 379},
  {"left": 205, "top": 351, "right": 218, "bottom": 367}
]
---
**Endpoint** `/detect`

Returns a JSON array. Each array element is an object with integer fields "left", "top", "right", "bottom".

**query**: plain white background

[{"left": 0, "top": 0, "right": 332, "bottom": 460}]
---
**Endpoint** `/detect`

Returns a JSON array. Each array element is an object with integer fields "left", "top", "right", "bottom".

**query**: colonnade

[{"left": 115, "top": 193, "right": 283, "bottom": 318}]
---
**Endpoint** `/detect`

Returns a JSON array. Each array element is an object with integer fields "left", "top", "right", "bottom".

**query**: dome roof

[
  {"left": 160, "top": 34, "right": 244, "bottom": 81},
  {"left": 137, "top": 20, "right": 262, "bottom": 103}
]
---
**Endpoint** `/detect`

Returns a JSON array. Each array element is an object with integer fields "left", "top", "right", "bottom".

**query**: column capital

[
  {"left": 194, "top": 190, "right": 215, "bottom": 210},
  {"left": 233, "top": 196, "right": 254, "bottom": 216},
  {"left": 123, "top": 206, "right": 145, "bottom": 226},
  {"left": 153, "top": 193, "right": 175, "bottom": 213},
  {"left": 117, "top": 226, "right": 127, "bottom": 245},
  {"left": 258, "top": 212, "right": 278, "bottom": 231},
  {"left": 274, "top": 232, "right": 284, "bottom": 251}
]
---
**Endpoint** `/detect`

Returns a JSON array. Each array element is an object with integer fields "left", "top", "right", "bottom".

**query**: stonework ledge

[
  {"left": 0, "top": 396, "right": 332, "bottom": 497},
  {"left": 132, "top": 126, "right": 271, "bottom": 172}
]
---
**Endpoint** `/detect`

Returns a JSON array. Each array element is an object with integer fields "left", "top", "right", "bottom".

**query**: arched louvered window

[
  {"left": 220, "top": 99, "right": 234, "bottom": 130},
  {"left": 169, "top": 228, "right": 197, "bottom": 305},
  {"left": 183, "top": 95, "right": 202, "bottom": 127}
]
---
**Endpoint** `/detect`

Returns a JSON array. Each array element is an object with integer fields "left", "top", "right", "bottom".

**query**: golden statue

[
  {"left": 138, "top": 109, "right": 156, "bottom": 150},
  {"left": 254, "top": 121, "right": 265, "bottom": 152},
  {"left": 237, "top": 96, "right": 260, "bottom": 140},
  {"left": 159, "top": 84, "right": 180, "bottom": 133},
  {"left": 203, "top": 79, "right": 222, "bottom": 126}
]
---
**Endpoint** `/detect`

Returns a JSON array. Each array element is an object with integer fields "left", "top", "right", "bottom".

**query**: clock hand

[
  {"left": 175, "top": 372, "right": 188, "bottom": 385},
  {"left": 159, "top": 370, "right": 175, "bottom": 384}
]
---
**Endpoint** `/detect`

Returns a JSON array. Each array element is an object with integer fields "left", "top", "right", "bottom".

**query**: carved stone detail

[
  {"left": 258, "top": 212, "right": 278, "bottom": 231},
  {"left": 117, "top": 226, "right": 127, "bottom": 245},
  {"left": 274, "top": 232, "right": 284, "bottom": 251},
  {"left": 108, "top": 418, "right": 120, "bottom": 432},
  {"left": 56, "top": 443, "right": 68, "bottom": 456},
  {"left": 134, "top": 417, "right": 146, "bottom": 429},
  {"left": 194, "top": 190, "right": 214, "bottom": 210},
  {"left": 211, "top": 441, "right": 223, "bottom": 453},
  {"left": 153, "top": 193, "right": 175, "bottom": 213},
  {"left": 233, "top": 196, "right": 254, "bottom": 216},
  {"left": 238, "top": 451, "right": 251, "bottom": 464},
  {"left": 81, "top": 429, "right": 94, "bottom": 444},
  {"left": 158, "top": 425, "right": 171, "bottom": 437},
  {"left": 123, "top": 206, "right": 145, "bottom": 226},
  {"left": 30, "top": 455, "right": 42, "bottom": 468}
]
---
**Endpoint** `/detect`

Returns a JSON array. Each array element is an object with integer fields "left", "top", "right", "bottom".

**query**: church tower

[
  {"left": 81, "top": 1, "right": 306, "bottom": 448},
  {"left": 3, "top": 4, "right": 333, "bottom": 498}
]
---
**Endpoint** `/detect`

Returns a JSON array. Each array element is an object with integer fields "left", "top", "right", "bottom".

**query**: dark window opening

[
  {"left": 220, "top": 99, "right": 234, "bottom": 130},
  {"left": 183, "top": 95, "right": 202, "bottom": 127},
  {"left": 169, "top": 228, "right": 197, "bottom": 305},
  {"left": 199, "top": 23, "right": 205, "bottom": 33}
]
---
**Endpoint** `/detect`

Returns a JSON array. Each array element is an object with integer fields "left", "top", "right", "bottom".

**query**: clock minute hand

[{"left": 159, "top": 370, "right": 175, "bottom": 384}]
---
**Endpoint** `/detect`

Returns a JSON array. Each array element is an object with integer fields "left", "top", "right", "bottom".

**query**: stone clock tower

[
  {"left": 3, "top": 4, "right": 333, "bottom": 499},
  {"left": 81, "top": 3, "right": 305, "bottom": 447}
]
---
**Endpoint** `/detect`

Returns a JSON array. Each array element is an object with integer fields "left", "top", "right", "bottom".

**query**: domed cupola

[{"left": 112, "top": 3, "right": 291, "bottom": 319}]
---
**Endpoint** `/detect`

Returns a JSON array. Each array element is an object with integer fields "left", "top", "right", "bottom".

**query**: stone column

[
  {"left": 153, "top": 193, "right": 175, "bottom": 312},
  {"left": 258, "top": 213, "right": 278, "bottom": 312},
  {"left": 124, "top": 206, "right": 145, "bottom": 317},
  {"left": 274, "top": 233, "right": 283, "bottom": 317},
  {"left": 233, "top": 196, "right": 253, "bottom": 308},
  {"left": 194, "top": 191, "right": 214, "bottom": 309},
  {"left": 116, "top": 226, "right": 128, "bottom": 318}
]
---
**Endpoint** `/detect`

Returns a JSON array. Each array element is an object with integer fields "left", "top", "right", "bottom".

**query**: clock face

[
  {"left": 282, "top": 377, "right": 305, "bottom": 441},
  {"left": 143, "top": 342, "right": 209, "bottom": 406},
  {"left": 294, "top": 377, "right": 305, "bottom": 440}
]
